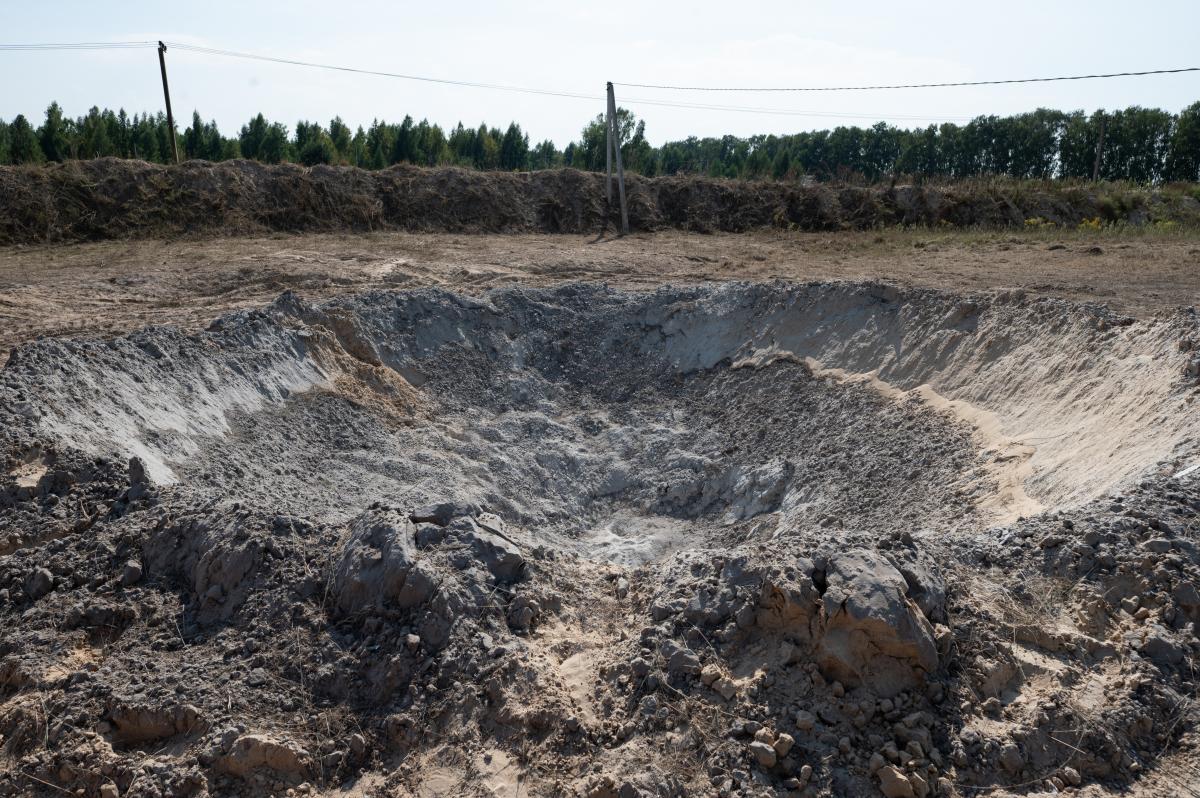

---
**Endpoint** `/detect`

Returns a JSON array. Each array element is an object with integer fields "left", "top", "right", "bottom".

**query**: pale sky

[{"left": 3, "top": 0, "right": 1198, "bottom": 147}]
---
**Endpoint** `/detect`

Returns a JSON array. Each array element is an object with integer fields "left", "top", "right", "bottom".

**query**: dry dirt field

[
  {"left": 2, "top": 229, "right": 1199, "bottom": 361},
  {"left": 2, "top": 228, "right": 1200, "bottom": 798}
]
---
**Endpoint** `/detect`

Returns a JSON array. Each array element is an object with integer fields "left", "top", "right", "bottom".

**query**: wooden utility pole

[
  {"left": 1092, "top": 112, "right": 1106, "bottom": 181},
  {"left": 158, "top": 40, "right": 180, "bottom": 164},
  {"left": 605, "top": 89, "right": 613, "bottom": 207},
  {"left": 606, "top": 82, "right": 630, "bottom": 235}
]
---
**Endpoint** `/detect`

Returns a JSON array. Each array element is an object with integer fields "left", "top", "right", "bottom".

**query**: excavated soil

[
  {"left": 2, "top": 281, "right": 1200, "bottom": 798},
  {"left": 3, "top": 159, "right": 1199, "bottom": 246}
]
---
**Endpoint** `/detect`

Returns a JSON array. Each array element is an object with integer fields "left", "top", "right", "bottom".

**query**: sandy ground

[{"left": 2, "top": 229, "right": 1198, "bottom": 365}]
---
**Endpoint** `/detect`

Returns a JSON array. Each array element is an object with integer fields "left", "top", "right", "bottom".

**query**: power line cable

[
  {"left": 164, "top": 42, "right": 602, "bottom": 101},
  {"left": 4, "top": 40, "right": 1185, "bottom": 123},
  {"left": 0, "top": 39, "right": 970, "bottom": 121},
  {"left": 4, "top": 41, "right": 1194, "bottom": 93},
  {"left": 162, "top": 41, "right": 972, "bottom": 121},
  {"left": 622, "top": 96, "right": 973, "bottom": 121},
  {"left": 615, "top": 67, "right": 1200, "bottom": 92},
  {"left": 0, "top": 42, "right": 156, "bottom": 50}
]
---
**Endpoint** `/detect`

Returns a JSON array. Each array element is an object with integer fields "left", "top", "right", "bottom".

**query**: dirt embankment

[{"left": 1, "top": 159, "right": 1198, "bottom": 245}]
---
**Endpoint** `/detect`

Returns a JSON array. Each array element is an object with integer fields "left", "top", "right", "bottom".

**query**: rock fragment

[
  {"left": 816, "top": 549, "right": 939, "bottom": 697},
  {"left": 999, "top": 742, "right": 1023, "bottom": 773},
  {"left": 877, "top": 765, "right": 915, "bottom": 798},
  {"left": 666, "top": 647, "right": 700, "bottom": 676},
  {"left": 120, "top": 560, "right": 143, "bottom": 586},
  {"left": 773, "top": 732, "right": 794, "bottom": 758},
  {"left": 332, "top": 509, "right": 435, "bottom": 614},
  {"left": 713, "top": 677, "right": 737, "bottom": 700},
  {"left": 25, "top": 567, "right": 53, "bottom": 600},
  {"left": 748, "top": 740, "right": 777, "bottom": 768},
  {"left": 218, "top": 734, "right": 311, "bottom": 779}
]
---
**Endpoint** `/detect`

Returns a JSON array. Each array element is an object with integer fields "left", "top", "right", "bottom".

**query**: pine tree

[
  {"left": 9, "top": 114, "right": 44, "bottom": 164},
  {"left": 530, "top": 139, "right": 558, "bottom": 170},
  {"left": 499, "top": 122, "right": 529, "bottom": 171},
  {"left": 78, "top": 107, "right": 114, "bottom": 158},
  {"left": 113, "top": 109, "right": 131, "bottom": 157},
  {"left": 349, "top": 126, "right": 366, "bottom": 167},
  {"left": 0, "top": 120, "right": 11, "bottom": 164},
  {"left": 329, "top": 117, "right": 351, "bottom": 162},
  {"left": 364, "top": 120, "right": 393, "bottom": 169},
  {"left": 184, "top": 111, "right": 205, "bottom": 159},
  {"left": 239, "top": 114, "right": 269, "bottom": 160},
  {"left": 261, "top": 123, "right": 289, "bottom": 163},
  {"left": 39, "top": 102, "right": 71, "bottom": 161}
]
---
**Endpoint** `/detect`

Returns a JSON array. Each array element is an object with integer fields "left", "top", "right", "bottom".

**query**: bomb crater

[{"left": 2, "top": 282, "right": 1199, "bottom": 798}]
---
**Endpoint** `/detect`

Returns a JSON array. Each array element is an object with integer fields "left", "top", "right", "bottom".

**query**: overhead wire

[
  {"left": 614, "top": 67, "right": 1200, "bottom": 92},
  {"left": 620, "top": 96, "right": 974, "bottom": 121},
  {"left": 162, "top": 42, "right": 601, "bottom": 101},
  {"left": 0, "top": 41, "right": 157, "bottom": 50},
  {"left": 2, "top": 40, "right": 1194, "bottom": 123},
  {"left": 161, "top": 41, "right": 973, "bottom": 121}
]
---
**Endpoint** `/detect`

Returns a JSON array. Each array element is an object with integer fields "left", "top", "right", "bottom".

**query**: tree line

[{"left": 1, "top": 100, "right": 1197, "bottom": 183}]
